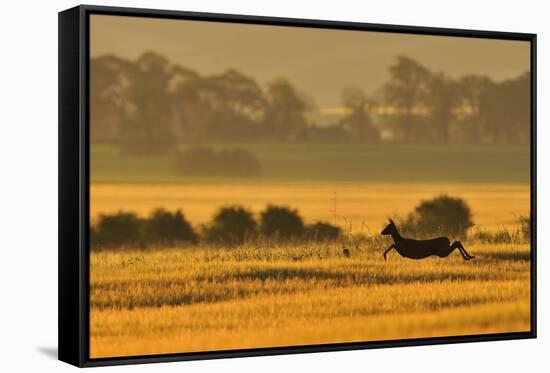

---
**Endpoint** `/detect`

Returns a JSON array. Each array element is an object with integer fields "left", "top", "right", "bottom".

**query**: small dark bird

[{"left": 342, "top": 247, "right": 350, "bottom": 257}]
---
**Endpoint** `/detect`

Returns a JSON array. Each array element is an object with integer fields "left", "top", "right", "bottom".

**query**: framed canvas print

[{"left": 58, "top": 5, "right": 537, "bottom": 367}]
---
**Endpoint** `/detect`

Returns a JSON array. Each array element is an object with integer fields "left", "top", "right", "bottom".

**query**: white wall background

[{"left": 0, "top": 0, "right": 547, "bottom": 371}]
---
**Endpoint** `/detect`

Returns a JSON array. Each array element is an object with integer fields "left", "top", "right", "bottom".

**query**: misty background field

[
  {"left": 88, "top": 15, "right": 531, "bottom": 358},
  {"left": 90, "top": 142, "right": 529, "bottom": 233}
]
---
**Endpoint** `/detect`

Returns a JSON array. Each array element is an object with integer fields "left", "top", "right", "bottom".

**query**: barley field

[{"left": 89, "top": 241, "right": 530, "bottom": 358}]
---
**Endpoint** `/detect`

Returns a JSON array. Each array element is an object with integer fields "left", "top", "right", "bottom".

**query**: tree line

[
  {"left": 91, "top": 52, "right": 530, "bottom": 155},
  {"left": 90, "top": 205, "right": 342, "bottom": 249},
  {"left": 381, "top": 56, "right": 529, "bottom": 144},
  {"left": 91, "top": 195, "right": 522, "bottom": 250}
]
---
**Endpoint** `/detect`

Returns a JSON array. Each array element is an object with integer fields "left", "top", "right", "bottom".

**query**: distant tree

[
  {"left": 425, "top": 73, "right": 459, "bottom": 143},
  {"left": 168, "top": 65, "right": 202, "bottom": 141},
  {"left": 305, "top": 222, "right": 341, "bottom": 241},
  {"left": 339, "top": 86, "right": 381, "bottom": 142},
  {"left": 94, "top": 211, "right": 143, "bottom": 248},
  {"left": 119, "top": 52, "right": 178, "bottom": 155},
  {"left": 90, "top": 55, "right": 134, "bottom": 143},
  {"left": 206, "top": 206, "right": 257, "bottom": 244},
  {"left": 402, "top": 195, "right": 474, "bottom": 237},
  {"left": 206, "top": 69, "right": 266, "bottom": 119},
  {"left": 480, "top": 72, "right": 530, "bottom": 144},
  {"left": 454, "top": 75, "right": 493, "bottom": 143},
  {"left": 264, "top": 79, "right": 309, "bottom": 140},
  {"left": 383, "top": 56, "right": 431, "bottom": 142},
  {"left": 260, "top": 205, "right": 305, "bottom": 240},
  {"left": 144, "top": 208, "right": 197, "bottom": 245},
  {"left": 173, "top": 69, "right": 266, "bottom": 142}
]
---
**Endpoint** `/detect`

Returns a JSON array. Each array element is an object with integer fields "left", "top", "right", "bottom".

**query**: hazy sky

[{"left": 90, "top": 15, "right": 530, "bottom": 107}]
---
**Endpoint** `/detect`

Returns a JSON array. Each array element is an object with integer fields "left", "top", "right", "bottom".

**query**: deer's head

[{"left": 381, "top": 218, "right": 397, "bottom": 236}]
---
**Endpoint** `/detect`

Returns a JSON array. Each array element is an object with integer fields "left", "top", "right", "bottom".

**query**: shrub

[
  {"left": 305, "top": 222, "right": 341, "bottom": 241},
  {"left": 260, "top": 205, "right": 305, "bottom": 240},
  {"left": 206, "top": 206, "right": 257, "bottom": 244},
  {"left": 402, "top": 195, "right": 474, "bottom": 237},
  {"left": 144, "top": 208, "right": 197, "bottom": 245},
  {"left": 175, "top": 146, "right": 261, "bottom": 177},
  {"left": 519, "top": 215, "right": 531, "bottom": 241},
  {"left": 89, "top": 225, "right": 98, "bottom": 250},
  {"left": 217, "top": 148, "right": 261, "bottom": 177},
  {"left": 94, "top": 211, "right": 143, "bottom": 248},
  {"left": 174, "top": 146, "right": 218, "bottom": 176},
  {"left": 469, "top": 228, "right": 517, "bottom": 244}
]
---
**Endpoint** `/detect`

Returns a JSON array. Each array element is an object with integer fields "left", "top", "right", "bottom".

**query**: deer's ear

[{"left": 389, "top": 218, "right": 395, "bottom": 225}]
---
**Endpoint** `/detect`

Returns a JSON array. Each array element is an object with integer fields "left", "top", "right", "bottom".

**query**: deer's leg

[
  {"left": 455, "top": 241, "right": 475, "bottom": 259},
  {"left": 383, "top": 244, "right": 395, "bottom": 261},
  {"left": 451, "top": 241, "right": 471, "bottom": 260},
  {"left": 439, "top": 242, "right": 470, "bottom": 260}
]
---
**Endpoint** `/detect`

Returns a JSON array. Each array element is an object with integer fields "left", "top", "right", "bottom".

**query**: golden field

[
  {"left": 89, "top": 143, "right": 531, "bottom": 358},
  {"left": 90, "top": 241, "right": 530, "bottom": 358},
  {"left": 90, "top": 181, "right": 530, "bottom": 232}
]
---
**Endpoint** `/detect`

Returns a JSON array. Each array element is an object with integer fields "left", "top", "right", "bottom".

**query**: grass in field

[{"left": 89, "top": 241, "right": 531, "bottom": 358}]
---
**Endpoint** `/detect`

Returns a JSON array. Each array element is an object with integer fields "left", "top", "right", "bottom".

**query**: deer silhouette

[{"left": 381, "top": 218, "right": 474, "bottom": 261}]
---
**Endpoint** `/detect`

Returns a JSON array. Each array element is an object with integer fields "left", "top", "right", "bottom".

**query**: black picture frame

[{"left": 58, "top": 4, "right": 537, "bottom": 367}]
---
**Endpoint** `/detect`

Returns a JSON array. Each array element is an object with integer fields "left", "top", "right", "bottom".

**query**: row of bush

[
  {"left": 90, "top": 196, "right": 531, "bottom": 250},
  {"left": 90, "top": 205, "right": 341, "bottom": 249},
  {"left": 90, "top": 209, "right": 198, "bottom": 249}
]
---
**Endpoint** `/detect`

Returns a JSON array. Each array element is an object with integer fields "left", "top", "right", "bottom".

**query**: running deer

[{"left": 381, "top": 218, "right": 474, "bottom": 261}]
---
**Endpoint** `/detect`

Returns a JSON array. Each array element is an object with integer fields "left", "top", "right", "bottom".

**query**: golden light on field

[
  {"left": 89, "top": 243, "right": 530, "bottom": 358},
  {"left": 90, "top": 182, "right": 529, "bottom": 232}
]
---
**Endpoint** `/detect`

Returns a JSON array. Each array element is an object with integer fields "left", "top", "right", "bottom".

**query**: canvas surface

[{"left": 88, "top": 14, "right": 532, "bottom": 358}]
